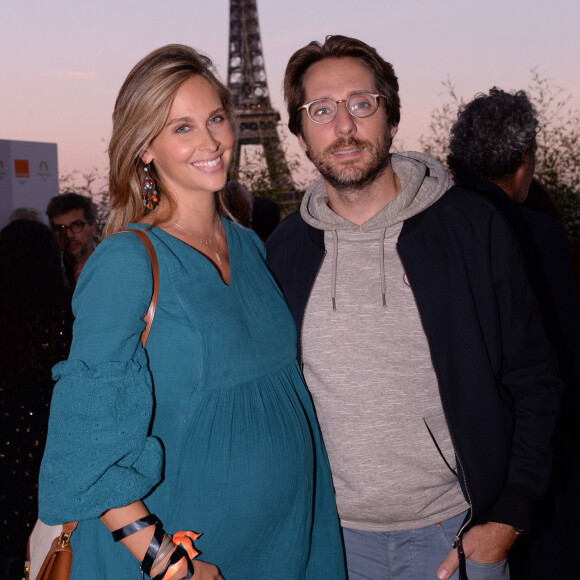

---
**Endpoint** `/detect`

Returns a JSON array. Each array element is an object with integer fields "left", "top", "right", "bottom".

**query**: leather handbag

[
  {"left": 25, "top": 521, "right": 77, "bottom": 580},
  {"left": 25, "top": 229, "right": 159, "bottom": 580}
]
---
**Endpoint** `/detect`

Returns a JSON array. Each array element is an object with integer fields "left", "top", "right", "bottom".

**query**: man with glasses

[
  {"left": 267, "top": 36, "right": 561, "bottom": 579},
  {"left": 46, "top": 192, "right": 97, "bottom": 285}
]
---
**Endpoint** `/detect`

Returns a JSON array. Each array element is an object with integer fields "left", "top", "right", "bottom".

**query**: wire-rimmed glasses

[{"left": 299, "top": 92, "right": 387, "bottom": 125}]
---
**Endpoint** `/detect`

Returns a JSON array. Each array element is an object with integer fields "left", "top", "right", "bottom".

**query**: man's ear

[
  {"left": 522, "top": 149, "right": 535, "bottom": 167},
  {"left": 389, "top": 124, "right": 399, "bottom": 139},
  {"left": 298, "top": 133, "right": 308, "bottom": 153}
]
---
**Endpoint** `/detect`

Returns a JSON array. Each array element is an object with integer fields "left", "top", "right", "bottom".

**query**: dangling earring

[{"left": 141, "top": 165, "right": 159, "bottom": 210}]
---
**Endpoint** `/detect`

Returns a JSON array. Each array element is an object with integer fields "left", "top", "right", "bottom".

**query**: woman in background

[
  {"left": 0, "top": 219, "right": 73, "bottom": 579},
  {"left": 38, "top": 44, "right": 345, "bottom": 580}
]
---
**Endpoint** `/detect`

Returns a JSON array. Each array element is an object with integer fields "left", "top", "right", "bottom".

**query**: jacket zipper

[
  {"left": 398, "top": 247, "right": 474, "bottom": 543},
  {"left": 451, "top": 450, "right": 473, "bottom": 540}
]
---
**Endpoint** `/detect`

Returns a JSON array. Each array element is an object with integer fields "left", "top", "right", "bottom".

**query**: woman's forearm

[{"left": 99, "top": 500, "right": 154, "bottom": 562}]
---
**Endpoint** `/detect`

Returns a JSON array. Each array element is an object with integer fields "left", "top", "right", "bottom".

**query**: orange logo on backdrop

[{"left": 15, "top": 159, "right": 30, "bottom": 178}]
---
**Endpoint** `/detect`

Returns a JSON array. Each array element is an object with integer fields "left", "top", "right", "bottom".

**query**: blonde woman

[{"left": 38, "top": 45, "right": 345, "bottom": 580}]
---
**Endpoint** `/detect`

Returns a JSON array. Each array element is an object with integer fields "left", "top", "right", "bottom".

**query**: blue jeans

[{"left": 343, "top": 511, "right": 509, "bottom": 580}]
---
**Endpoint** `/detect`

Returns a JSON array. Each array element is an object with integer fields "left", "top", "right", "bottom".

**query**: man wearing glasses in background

[
  {"left": 46, "top": 192, "right": 97, "bottom": 285},
  {"left": 266, "top": 35, "right": 562, "bottom": 580}
]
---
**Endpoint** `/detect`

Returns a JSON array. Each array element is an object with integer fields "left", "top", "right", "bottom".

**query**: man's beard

[
  {"left": 64, "top": 240, "right": 90, "bottom": 261},
  {"left": 305, "top": 130, "right": 392, "bottom": 191}
]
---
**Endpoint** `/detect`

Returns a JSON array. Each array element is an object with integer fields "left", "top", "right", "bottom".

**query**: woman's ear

[{"left": 140, "top": 148, "right": 153, "bottom": 165}]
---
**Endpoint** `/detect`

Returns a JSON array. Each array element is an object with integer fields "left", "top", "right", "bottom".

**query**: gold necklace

[
  {"left": 172, "top": 217, "right": 219, "bottom": 245},
  {"left": 173, "top": 218, "right": 223, "bottom": 265}
]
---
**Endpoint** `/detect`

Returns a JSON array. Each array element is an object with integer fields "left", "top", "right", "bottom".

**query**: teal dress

[{"left": 39, "top": 219, "right": 345, "bottom": 579}]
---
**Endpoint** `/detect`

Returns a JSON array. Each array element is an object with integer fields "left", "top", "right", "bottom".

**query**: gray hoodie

[{"left": 300, "top": 152, "right": 468, "bottom": 531}]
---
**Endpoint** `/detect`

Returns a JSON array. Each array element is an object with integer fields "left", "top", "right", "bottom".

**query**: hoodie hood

[
  {"left": 299, "top": 152, "right": 452, "bottom": 310},
  {"left": 301, "top": 151, "right": 452, "bottom": 231}
]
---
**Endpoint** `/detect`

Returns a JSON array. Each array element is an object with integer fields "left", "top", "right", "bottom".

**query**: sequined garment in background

[
  {"left": 0, "top": 307, "right": 72, "bottom": 579},
  {"left": 0, "top": 217, "right": 74, "bottom": 580}
]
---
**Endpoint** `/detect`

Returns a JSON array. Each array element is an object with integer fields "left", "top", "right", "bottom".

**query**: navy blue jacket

[
  {"left": 266, "top": 186, "right": 562, "bottom": 532},
  {"left": 458, "top": 178, "right": 580, "bottom": 393}
]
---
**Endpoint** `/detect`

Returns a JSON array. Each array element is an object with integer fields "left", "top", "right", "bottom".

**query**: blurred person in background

[
  {"left": 448, "top": 87, "right": 580, "bottom": 580},
  {"left": 252, "top": 195, "right": 280, "bottom": 242},
  {"left": 46, "top": 192, "right": 97, "bottom": 285},
  {"left": 223, "top": 180, "right": 253, "bottom": 228},
  {"left": 0, "top": 219, "right": 73, "bottom": 579}
]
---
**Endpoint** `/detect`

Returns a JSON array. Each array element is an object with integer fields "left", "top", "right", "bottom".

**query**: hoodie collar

[{"left": 301, "top": 151, "right": 452, "bottom": 232}]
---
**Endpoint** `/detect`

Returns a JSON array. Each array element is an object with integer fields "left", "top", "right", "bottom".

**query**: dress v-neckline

[{"left": 132, "top": 219, "right": 232, "bottom": 287}]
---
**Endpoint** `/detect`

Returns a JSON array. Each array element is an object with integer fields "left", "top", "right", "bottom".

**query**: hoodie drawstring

[
  {"left": 331, "top": 230, "right": 338, "bottom": 311},
  {"left": 330, "top": 229, "right": 388, "bottom": 310},
  {"left": 380, "top": 227, "right": 387, "bottom": 307}
]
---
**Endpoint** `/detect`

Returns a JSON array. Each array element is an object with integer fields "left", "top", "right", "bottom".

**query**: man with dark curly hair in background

[{"left": 448, "top": 88, "right": 580, "bottom": 580}]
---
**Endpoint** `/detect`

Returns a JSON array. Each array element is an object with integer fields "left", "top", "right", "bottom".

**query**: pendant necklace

[{"left": 173, "top": 217, "right": 223, "bottom": 265}]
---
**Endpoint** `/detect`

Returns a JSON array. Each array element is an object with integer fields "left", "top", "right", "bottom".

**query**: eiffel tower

[{"left": 227, "top": 0, "right": 296, "bottom": 203}]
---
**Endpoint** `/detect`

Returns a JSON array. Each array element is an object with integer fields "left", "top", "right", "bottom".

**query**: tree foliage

[
  {"left": 418, "top": 77, "right": 465, "bottom": 168},
  {"left": 531, "top": 71, "right": 580, "bottom": 235},
  {"left": 419, "top": 72, "right": 580, "bottom": 235}
]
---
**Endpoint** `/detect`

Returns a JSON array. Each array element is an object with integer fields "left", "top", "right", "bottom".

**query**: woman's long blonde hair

[{"left": 104, "top": 44, "right": 237, "bottom": 237}]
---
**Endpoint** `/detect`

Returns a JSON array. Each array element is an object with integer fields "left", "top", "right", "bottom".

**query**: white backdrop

[{"left": 0, "top": 139, "right": 58, "bottom": 228}]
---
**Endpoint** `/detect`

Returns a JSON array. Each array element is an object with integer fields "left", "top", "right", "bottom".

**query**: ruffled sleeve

[{"left": 38, "top": 231, "right": 164, "bottom": 523}]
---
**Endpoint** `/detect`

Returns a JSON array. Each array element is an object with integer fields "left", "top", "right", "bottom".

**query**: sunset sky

[{"left": 2, "top": 0, "right": 579, "bottom": 188}]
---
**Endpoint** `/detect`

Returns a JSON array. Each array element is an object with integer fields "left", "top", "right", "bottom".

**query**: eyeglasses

[
  {"left": 53, "top": 220, "right": 88, "bottom": 236},
  {"left": 299, "top": 92, "right": 387, "bottom": 125}
]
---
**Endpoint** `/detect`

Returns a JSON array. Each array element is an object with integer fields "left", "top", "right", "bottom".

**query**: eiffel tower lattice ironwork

[{"left": 227, "top": 0, "right": 296, "bottom": 203}]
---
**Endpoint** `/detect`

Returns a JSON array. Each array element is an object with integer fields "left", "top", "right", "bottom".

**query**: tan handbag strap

[
  {"left": 121, "top": 228, "right": 160, "bottom": 348},
  {"left": 61, "top": 521, "right": 77, "bottom": 537},
  {"left": 55, "top": 230, "right": 160, "bottom": 541}
]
